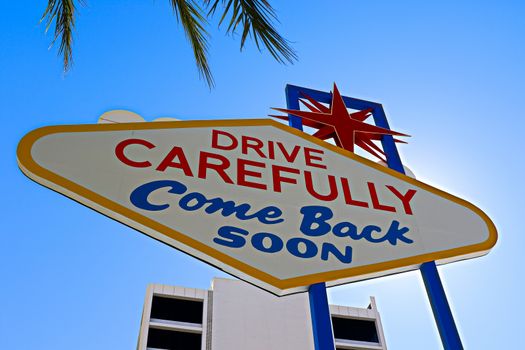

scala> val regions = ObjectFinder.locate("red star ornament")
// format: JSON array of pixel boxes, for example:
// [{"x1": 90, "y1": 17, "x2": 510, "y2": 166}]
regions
[{"x1": 271, "y1": 83, "x2": 409, "y2": 161}]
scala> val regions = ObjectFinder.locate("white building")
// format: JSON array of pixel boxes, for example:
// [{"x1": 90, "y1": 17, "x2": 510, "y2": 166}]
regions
[{"x1": 137, "y1": 278, "x2": 387, "y2": 350}]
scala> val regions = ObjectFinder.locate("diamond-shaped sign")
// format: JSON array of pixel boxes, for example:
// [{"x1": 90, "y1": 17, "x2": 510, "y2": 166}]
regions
[{"x1": 17, "y1": 119, "x2": 497, "y2": 296}]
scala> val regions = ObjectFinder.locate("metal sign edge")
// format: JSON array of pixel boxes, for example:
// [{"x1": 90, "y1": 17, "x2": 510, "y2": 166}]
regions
[{"x1": 16, "y1": 119, "x2": 498, "y2": 295}]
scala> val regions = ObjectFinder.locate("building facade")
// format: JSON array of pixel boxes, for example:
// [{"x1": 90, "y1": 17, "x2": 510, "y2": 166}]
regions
[{"x1": 137, "y1": 278, "x2": 387, "y2": 350}]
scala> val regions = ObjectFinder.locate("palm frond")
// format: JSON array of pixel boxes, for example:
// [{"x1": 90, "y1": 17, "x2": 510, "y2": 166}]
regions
[
  {"x1": 169, "y1": 0, "x2": 214, "y2": 87},
  {"x1": 206, "y1": 0, "x2": 297, "y2": 64},
  {"x1": 40, "y1": 0, "x2": 293, "y2": 87},
  {"x1": 41, "y1": 0, "x2": 83, "y2": 71}
]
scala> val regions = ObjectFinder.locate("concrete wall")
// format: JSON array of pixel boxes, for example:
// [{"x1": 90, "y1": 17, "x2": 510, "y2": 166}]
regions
[{"x1": 211, "y1": 278, "x2": 315, "y2": 350}]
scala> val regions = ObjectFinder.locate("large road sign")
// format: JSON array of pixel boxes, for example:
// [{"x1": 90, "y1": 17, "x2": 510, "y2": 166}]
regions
[{"x1": 17, "y1": 119, "x2": 497, "y2": 295}]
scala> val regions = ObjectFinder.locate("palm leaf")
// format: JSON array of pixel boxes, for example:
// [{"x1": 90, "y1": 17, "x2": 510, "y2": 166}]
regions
[
  {"x1": 41, "y1": 0, "x2": 83, "y2": 71},
  {"x1": 206, "y1": 0, "x2": 297, "y2": 64},
  {"x1": 169, "y1": 0, "x2": 214, "y2": 87},
  {"x1": 41, "y1": 0, "x2": 294, "y2": 87}
]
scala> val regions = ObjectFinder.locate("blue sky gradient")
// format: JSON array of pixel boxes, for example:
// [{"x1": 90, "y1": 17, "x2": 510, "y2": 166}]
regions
[{"x1": 2, "y1": 1, "x2": 524, "y2": 349}]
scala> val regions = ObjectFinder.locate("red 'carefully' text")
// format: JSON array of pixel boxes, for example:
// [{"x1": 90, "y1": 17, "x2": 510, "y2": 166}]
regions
[{"x1": 114, "y1": 129, "x2": 417, "y2": 215}]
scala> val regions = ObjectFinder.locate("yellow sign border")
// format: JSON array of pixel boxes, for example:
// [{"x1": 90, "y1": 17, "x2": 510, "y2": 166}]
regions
[{"x1": 17, "y1": 119, "x2": 498, "y2": 292}]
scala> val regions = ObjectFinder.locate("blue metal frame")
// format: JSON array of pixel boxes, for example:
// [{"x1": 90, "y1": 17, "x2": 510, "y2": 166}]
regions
[
  {"x1": 284, "y1": 84, "x2": 463, "y2": 350},
  {"x1": 286, "y1": 86, "x2": 335, "y2": 350},
  {"x1": 308, "y1": 283, "x2": 336, "y2": 350},
  {"x1": 420, "y1": 261, "x2": 463, "y2": 349}
]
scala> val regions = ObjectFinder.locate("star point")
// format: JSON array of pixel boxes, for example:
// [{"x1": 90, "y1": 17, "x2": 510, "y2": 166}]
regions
[{"x1": 271, "y1": 83, "x2": 409, "y2": 161}]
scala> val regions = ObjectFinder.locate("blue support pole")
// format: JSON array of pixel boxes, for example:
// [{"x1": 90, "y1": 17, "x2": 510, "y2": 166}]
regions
[
  {"x1": 285, "y1": 86, "x2": 334, "y2": 350},
  {"x1": 369, "y1": 100, "x2": 464, "y2": 350},
  {"x1": 283, "y1": 84, "x2": 463, "y2": 350},
  {"x1": 420, "y1": 262, "x2": 464, "y2": 350},
  {"x1": 285, "y1": 84, "x2": 304, "y2": 131},
  {"x1": 309, "y1": 283, "x2": 336, "y2": 350}
]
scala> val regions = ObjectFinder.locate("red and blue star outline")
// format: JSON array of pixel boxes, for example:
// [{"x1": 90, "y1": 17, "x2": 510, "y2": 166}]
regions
[{"x1": 271, "y1": 83, "x2": 409, "y2": 161}]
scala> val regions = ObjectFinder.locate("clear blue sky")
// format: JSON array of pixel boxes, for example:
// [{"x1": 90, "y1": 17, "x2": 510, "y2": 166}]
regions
[{"x1": 2, "y1": 1, "x2": 524, "y2": 349}]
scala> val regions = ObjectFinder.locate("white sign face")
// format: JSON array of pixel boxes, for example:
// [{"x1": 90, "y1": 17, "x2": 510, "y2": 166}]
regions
[{"x1": 17, "y1": 119, "x2": 497, "y2": 295}]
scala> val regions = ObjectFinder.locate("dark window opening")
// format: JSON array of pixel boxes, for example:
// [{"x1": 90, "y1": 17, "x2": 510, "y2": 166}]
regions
[
  {"x1": 147, "y1": 328, "x2": 201, "y2": 350},
  {"x1": 332, "y1": 317, "x2": 379, "y2": 343},
  {"x1": 150, "y1": 296, "x2": 203, "y2": 324}
]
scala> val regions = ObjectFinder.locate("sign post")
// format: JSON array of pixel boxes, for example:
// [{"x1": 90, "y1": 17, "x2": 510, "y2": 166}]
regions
[
  {"x1": 284, "y1": 84, "x2": 464, "y2": 350},
  {"x1": 364, "y1": 86, "x2": 464, "y2": 350},
  {"x1": 308, "y1": 283, "x2": 336, "y2": 350},
  {"x1": 371, "y1": 90, "x2": 464, "y2": 349},
  {"x1": 285, "y1": 85, "x2": 336, "y2": 349},
  {"x1": 18, "y1": 84, "x2": 495, "y2": 349},
  {"x1": 420, "y1": 261, "x2": 463, "y2": 349}
]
